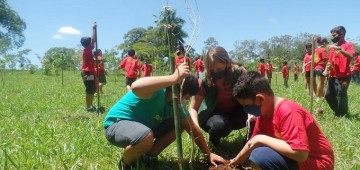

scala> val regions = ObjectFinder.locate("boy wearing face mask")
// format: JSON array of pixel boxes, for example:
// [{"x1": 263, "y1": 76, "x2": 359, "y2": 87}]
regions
[
  {"x1": 230, "y1": 71, "x2": 334, "y2": 170},
  {"x1": 323, "y1": 26, "x2": 355, "y2": 117},
  {"x1": 189, "y1": 46, "x2": 250, "y2": 147}
]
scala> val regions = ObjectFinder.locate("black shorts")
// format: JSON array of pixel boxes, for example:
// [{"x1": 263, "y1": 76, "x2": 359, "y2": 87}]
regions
[
  {"x1": 305, "y1": 71, "x2": 316, "y2": 78},
  {"x1": 126, "y1": 77, "x2": 137, "y2": 86},
  {"x1": 315, "y1": 69, "x2": 325, "y2": 77},
  {"x1": 98, "y1": 74, "x2": 107, "y2": 83},
  {"x1": 81, "y1": 71, "x2": 96, "y2": 94}
]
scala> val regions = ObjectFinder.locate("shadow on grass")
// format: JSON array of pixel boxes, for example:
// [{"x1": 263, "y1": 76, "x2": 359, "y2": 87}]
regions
[{"x1": 345, "y1": 112, "x2": 360, "y2": 121}]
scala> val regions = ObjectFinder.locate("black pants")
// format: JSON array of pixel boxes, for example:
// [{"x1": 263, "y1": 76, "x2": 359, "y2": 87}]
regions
[
  {"x1": 201, "y1": 106, "x2": 247, "y2": 146},
  {"x1": 325, "y1": 77, "x2": 351, "y2": 117}
]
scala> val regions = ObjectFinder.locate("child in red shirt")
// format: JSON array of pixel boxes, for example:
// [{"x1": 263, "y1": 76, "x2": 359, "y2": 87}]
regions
[
  {"x1": 193, "y1": 56, "x2": 204, "y2": 78},
  {"x1": 303, "y1": 43, "x2": 317, "y2": 96},
  {"x1": 265, "y1": 60, "x2": 273, "y2": 86},
  {"x1": 95, "y1": 49, "x2": 107, "y2": 95},
  {"x1": 80, "y1": 22, "x2": 97, "y2": 112},
  {"x1": 324, "y1": 26, "x2": 355, "y2": 117},
  {"x1": 282, "y1": 61, "x2": 289, "y2": 88},
  {"x1": 118, "y1": 49, "x2": 141, "y2": 91},
  {"x1": 174, "y1": 45, "x2": 191, "y2": 70},
  {"x1": 141, "y1": 60, "x2": 153, "y2": 77},
  {"x1": 352, "y1": 52, "x2": 360, "y2": 84},
  {"x1": 230, "y1": 71, "x2": 334, "y2": 170},
  {"x1": 314, "y1": 37, "x2": 329, "y2": 98},
  {"x1": 258, "y1": 58, "x2": 265, "y2": 76},
  {"x1": 294, "y1": 62, "x2": 299, "y2": 81}
]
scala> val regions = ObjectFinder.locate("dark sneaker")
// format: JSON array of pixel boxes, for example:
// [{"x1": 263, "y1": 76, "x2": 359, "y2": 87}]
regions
[
  {"x1": 86, "y1": 105, "x2": 96, "y2": 112},
  {"x1": 140, "y1": 154, "x2": 158, "y2": 167}
]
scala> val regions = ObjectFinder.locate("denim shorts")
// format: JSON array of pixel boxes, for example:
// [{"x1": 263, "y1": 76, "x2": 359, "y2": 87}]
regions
[{"x1": 249, "y1": 147, "x2": 299, "y2": 170}]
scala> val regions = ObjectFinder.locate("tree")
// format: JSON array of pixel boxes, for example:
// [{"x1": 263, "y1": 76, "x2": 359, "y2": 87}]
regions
[
  {"x1": 203, "y1": 37, "x2": 218, "y2": 52},
  {"x1": 0, "y1": 0, "x2": 26, "y2": 54},
  {"x1": 117, "y1": 27, "x2": 147, "y2": 55},
  {"x1": 42, "y1": 47, "x2": 77, "y2": 75},
  {"x1": 233, "y1": 39, "x2": 260, "y2": 63},
  {"x1": 17, "y1": 49, "x2": 31, "y2": 69}
]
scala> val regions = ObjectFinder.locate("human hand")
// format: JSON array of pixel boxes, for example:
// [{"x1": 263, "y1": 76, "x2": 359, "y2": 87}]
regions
[
  {"x1": 328, "y1": 45, "x2": 341, "y2": 51},
  {"x1": 173, "y1": 63, "x2": 190, "y2": 83},
  {"x1": 208, "y1": 152, "x2": 228, "y2": 166},
  {"x1": 229, "y1": 157, "x2": 241, "y2": 166},
  {"x1": 247, "y1": 114, "x2": 256, "y2": 124}
]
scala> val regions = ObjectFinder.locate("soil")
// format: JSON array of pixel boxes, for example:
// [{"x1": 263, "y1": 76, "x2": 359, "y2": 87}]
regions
[{"x1": 208, "y1": 164, "x2": 252, "y2": 170}]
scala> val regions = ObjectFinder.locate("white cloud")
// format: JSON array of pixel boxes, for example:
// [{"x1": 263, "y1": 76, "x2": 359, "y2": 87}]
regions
[
  {"x1": 53, "y1": 34, "x2": 66, "y2": 40},
  {"x1": 268, "y1": 17, "x2": 278, "y2": 24},
  {"x1": 58, "y1": 26, "x2": 81, "y2": 35}
]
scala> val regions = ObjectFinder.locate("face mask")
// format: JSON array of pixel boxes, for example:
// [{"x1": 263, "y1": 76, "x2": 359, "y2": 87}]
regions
[
  {"x1": 243, "y1": 104, "x2": 262, "y2": 116},
  {"x1": 331, "y1": 36, "x2": 340, "y2": 43},
  {"x1": 211, "y1": 68, "x2": 228, "y2": 80}
]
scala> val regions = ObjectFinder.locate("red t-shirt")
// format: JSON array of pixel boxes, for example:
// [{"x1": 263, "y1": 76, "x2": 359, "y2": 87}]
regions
[
  {"x1": 175, "y1": 55, "x2": 191, "y2": 70},
  {"x1": 141, "y1": 64, "x2": 153, "y2": 77},
  {"x1": 303, "y1": 53, "x2": 312, "y2": 72},
  {"x1": 193, "y1": 59, "x2": 204, "y2": 73},
  {"x1": 265, "y1": 63, "x2": 273, "y2": 75},
  {"x1": 258, "y1": 63, "x2": 265, "y2": 76},
  {"x1": 118, "y1": 56, "x2": 141, "y2": 78},
  {"x1": 81, "y1": 44, "x2": 95, "y2": 73},
  {"x1": 353, "y1": 56, "x2": 360, "y2": 71},
  {"x1": 328, "y1": 42, "x2": 355, "y2": 78},
  {"x1": 294, "y1": 65, "x2": 299, "y2": 75},
  {"x1": 314, "y1": 47, "x2": 328, "y2": 70},
  {"x1": 282, "y1": 65, "x2": 289, "y2": 78},
  {"x1": 252, "y1": 99, "x2": 334, "y2": 170},
  {"x1": 198, "y1": 79, "x2": 238, "y2": 113},
  {"x1": 96, "y1": 55, "x2": 105, "y2": 74}
]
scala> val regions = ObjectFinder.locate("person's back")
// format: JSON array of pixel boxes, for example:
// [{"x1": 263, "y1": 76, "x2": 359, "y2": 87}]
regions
[{"x1": 118, "y1": 49, "x2": 141, "y2": 91}]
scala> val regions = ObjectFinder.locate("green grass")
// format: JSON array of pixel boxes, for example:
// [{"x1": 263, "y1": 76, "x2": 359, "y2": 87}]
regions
[{"x1": 0, "y1": 70, "x2": 359, "y2": 169}]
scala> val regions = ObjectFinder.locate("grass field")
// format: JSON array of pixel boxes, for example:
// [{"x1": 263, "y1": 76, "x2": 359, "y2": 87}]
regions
[{"x1": 0, "y1": 70, "x2": 359, "y2": 170}]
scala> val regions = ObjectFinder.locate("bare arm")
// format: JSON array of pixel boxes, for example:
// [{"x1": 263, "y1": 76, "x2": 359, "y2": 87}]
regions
[
  {"x1": 189, "y1": 94, "x2": 205, "y2": 128},
  {"x1": 230, "y1": 134, "x2": 309, "y2": 165},
  {"x1": 181, "y1": 118, "x2": 227, "y2": 166},
  {"x1": 132, "y1": 63, "x2": 189, "y2": 99}
]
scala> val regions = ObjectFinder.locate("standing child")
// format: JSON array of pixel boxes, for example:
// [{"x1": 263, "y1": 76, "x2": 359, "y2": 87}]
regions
[
  {"x1": 282, "y1": 61, "x2": 289, "y2": 88},
  {"x1": 323, "y1": 26, "x2": 355, "y2": 117},
  {"x1": 104, "y1": 63, "x2": 226, "y2": 169},
  {"x1": 265, "y1": 60, "x2": 273, "y2": 86},
  {"x1": 294, "y1": 62, "x2": 299, "y2": 82},
  {"x1": 352, "y1": 52, "x2": 360, "y2": 84},
  {"x1": 80, "y1": 22, "x2": 97, "y2": 112},
  {"x1": 314, "y1": 37, "x2": 329, "y2": 98},
  {"x1": 230, "y1": 71, "x2": 334, "y2": 170},
  {"x1": 141, "y1": 59, "x2": 153, "y2": 77},
  {"x1": 258, "y1": 58, "x2": 265, "y2": 76},
  {"x1": 95, "y1": 49, "x2": 107, "y2": 95},
  {"x1": 193, "y1": 56, "x2": 204, "y2": 78},
  {"x1": 118, "y1": 49, "x2": 141, "y2": 91},
  {"x1": 303, "y1": 43, "x2": 317, "y2": 96},
  {"x1": 174, "y1": 45, "x2": 191, "y2": 70}
]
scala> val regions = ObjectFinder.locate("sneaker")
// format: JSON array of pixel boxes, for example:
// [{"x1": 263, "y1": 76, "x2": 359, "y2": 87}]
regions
[
  {"x1": 86, "y1": 105, "x2": 96, "y2": 112},
  {"x1": 140, "y1": 154, "x2": 158, "y2": 167}
]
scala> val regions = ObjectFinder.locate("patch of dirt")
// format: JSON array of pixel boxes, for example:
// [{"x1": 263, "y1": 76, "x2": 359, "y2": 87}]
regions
[{"x1": 208, "y1": 164, "x2": 252, "y2": 170}]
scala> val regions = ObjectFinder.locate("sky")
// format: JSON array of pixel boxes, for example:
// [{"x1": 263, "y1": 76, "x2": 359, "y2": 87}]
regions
[{"x1": 7, "y1": 0, "x2": 360, "y2": 66}]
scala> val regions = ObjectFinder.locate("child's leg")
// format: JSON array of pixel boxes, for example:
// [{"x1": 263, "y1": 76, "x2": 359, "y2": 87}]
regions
[{"x1": 249, "y1": 147, "x2": 299, "y2": 170}]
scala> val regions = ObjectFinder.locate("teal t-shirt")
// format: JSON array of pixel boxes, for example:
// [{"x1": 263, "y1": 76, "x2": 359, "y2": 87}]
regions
[{"x1": 103, "y1": 88, "x2": 189, "y2": 128}]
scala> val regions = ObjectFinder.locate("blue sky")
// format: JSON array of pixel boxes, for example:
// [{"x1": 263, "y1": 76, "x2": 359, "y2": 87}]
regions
[{"x1": 8, "y1": 0, "x2": 360, "y2": 66}]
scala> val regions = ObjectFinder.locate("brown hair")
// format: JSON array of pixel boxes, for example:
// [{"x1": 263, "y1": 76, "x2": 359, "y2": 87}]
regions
[{"x1": 203, "y1": 46, "x2": 239, "y2": 87}]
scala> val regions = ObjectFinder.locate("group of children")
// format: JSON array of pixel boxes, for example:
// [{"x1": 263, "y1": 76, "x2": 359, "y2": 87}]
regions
[{"x1": 79, "y1": 23, "x2": 348, "y2": 169}]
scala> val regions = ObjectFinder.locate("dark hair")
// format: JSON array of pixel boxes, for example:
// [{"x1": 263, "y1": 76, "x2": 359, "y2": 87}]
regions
[
  {"x1": 181, "y1": 74, "x2": 199, "y2": 96},
  {"x1": 94, "y1": 49, "x2": 102, "y2": 56},
  {"x1": 283, "y1": 61, "x2": 288, "y2": 65},
  {"x1": 305, "y1": 43, "x2": 312, "y2": 49},
  {"x1": 260, "y1": 58, "x2": 265, "y2": 62},
  {"x1": 176, "y1": 45, "x2": 185, "y2": 53},
  {"x1": 80, "y1": 37, "x2": 91, "y2": 48},
  {"x1": 233, "y1": 71, "x2": 273, "y2": 100},
  {"x1": 316, "y1": 37, "x2": 328, "y2": 45},
  {"x1": 331, "y1": 26, "x2": 346, "y2": 35},
  {"x1": 128, "y1": 49, "x2": 135, "y2": 56}
]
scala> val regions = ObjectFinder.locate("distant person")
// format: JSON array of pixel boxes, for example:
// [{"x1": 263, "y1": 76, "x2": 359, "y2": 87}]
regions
[
  {"x1": 265, "y1": 60, "x2": 273, "y2": 86},
  {"x1": 352, "y1": 52, "x2": 360, "y2": 84},
  {"x1": 282, "y1": 61, "x2": 289, "y2": 88},
  {"x1": 103, "y1": 63, "x2": 226, "y2": 169},
  {"x1": 303, "y1": 43, "x2": 317, "y2": 96},
  {"x1": 294, "y1": 62, "x2": 300, "y2": 82},
  {"x1": 314, "y1": 37, "x2": 329, "y2": 98},
  {"x1": 141, "y1": 59, "x2": 153, "y2": 77},
  {"x1": 258, "y1": 58, "x2": 265, "y2": 76},
  {"x1": 230, "y1": 71, "x2": 334, "y2": 170},
  {"x1": 189, "y1": 46, "x2": 250, "y2": 147},
  {"x1": 193, "y1": 56, "x2": 204, "y2": 78},
  {"x1": 174, "y1": 45, "x2": 191, "y2": 70},
  {"x1": 95, "y1": 49, "x2": 108, "y2": 95},
  {"x1": 80, "y1": 22, "x2": 97, "y2": 112},
  {"x1": 118, "y1": 49, "x2": 141, "y2": 91},
  {"x1": 323, "y1": 26, "x2": 355, "y2": 117}
]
